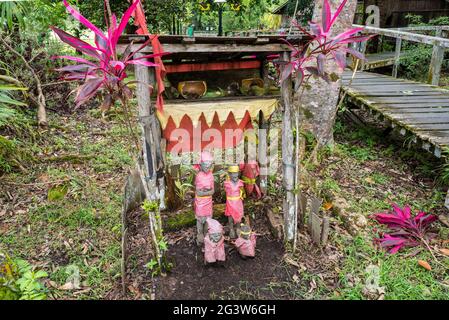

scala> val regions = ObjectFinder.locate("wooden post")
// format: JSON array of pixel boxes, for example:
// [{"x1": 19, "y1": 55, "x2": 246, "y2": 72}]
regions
[
  {"x1": 258, "y1": 60, "x2": 270, "y2": 195},
  {"x1": 428, "y1": 27, "x2": 444, "y2": 86},
  {"x1": 392, "y1": 37, "x2": 402, "y2": 78},
  {"x1": 359, "y1": 41, "x2": 367, "y2": 71},
  {"x1": 134, "y1": 53, "x2": 165, "y2": 205},
  {"x1": 258, "y1": 111, "x2": 268, "y2": 196},
  {"x1": 281, "y1": 51, "x2": 296, "y2": 242}
]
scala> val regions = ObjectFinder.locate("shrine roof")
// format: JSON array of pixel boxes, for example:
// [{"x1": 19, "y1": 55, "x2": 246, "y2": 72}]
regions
[{"x1": 118, "y1": 34, "x2": 309, "y2": 59}]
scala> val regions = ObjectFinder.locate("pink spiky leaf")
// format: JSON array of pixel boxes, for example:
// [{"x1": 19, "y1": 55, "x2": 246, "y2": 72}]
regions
[
  {"x1": 316, "y1": 53, "x2": 326, "y2": 75},
  {"x1": 280, "y1": 62, "x2": 294, "y2": 82},
  {"x1": 329, "y1": 0, "x2": 348, "y2": 28},
  {"x1": 63, "y1": 0, "x2": 107, "y2": 41},
  {"x1": 74, "y1": 78, "x2": 103, "y2": 107},
  {"x1": 333, "y1": 51, "x2": 346, "y2": 70},
  {"x1": 322, "y1": 0, "x2": 332, "y2": 33},
  {"x1": 126, "y1": 60, "x2": 158, "y2": 67},
  {"x1": 309, "y1": 22, "x2": 324, "y2": 38},
  {"x1": 50, "y1": 27, "x2": 101, "y2": 59},
  {"x1": 111, "y1": 0, "x2": 141, "y2": 50}
]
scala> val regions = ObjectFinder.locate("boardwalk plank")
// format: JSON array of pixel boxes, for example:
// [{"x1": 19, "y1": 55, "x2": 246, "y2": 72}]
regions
[
  {"x1": 375, "y1": 103, "x2": 449, "y2": 107},
  {"x1": 342, "y1": 70, "x2": 449, "y2": 149}
]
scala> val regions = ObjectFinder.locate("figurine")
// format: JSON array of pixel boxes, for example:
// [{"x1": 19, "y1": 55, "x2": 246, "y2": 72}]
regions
[
  {"x1": 224, "y1": 165, "x2": 245, "y2": 238},
  {"x1": 194, "y1": 151, "x2": 215, "y2": 245},
  {"x1": 234, "y1": 224, "x2": 256, "y2": 259},
  {"x1": 239, "y1": 160, "x2": 262, "y2": 199},
  {"x1": 204, "y1": 218, "x2": 225, "y2": 264}
]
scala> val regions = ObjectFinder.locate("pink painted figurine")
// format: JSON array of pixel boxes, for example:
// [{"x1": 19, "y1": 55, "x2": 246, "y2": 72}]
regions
[
  {"x1": 204, "y1": 218, "x2": 225, "y2": 264},
  {"x1": 234, "y1": 224, "x2": 256, "y2": 259},
  {"x1": 194, "y1": 151, "x2": 215, "y2": 245},
  {"x1": 224, "y1": 165, "x2": 245, "y2": 238}
]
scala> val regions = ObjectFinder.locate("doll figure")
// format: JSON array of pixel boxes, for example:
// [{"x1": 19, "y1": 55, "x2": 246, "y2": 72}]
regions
[
  {"x1": 224, "y1": 165, "x2": 245, "y2": 238},
  {"x1": 194, "y1": 151, "x2": 215, "y2": 245},
  {"x1": 234, "y1": 224, "x2": 256, "y2": 259},
  {"x1": 204, "y1": 218, "x2": 226, "y2": 264},
  {"x1": 239, "y1": 160, "x2": 262, "y2": 199}
]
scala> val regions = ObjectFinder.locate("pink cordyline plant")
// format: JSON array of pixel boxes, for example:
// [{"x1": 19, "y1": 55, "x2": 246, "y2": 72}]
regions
[
  {"x1": 51, "y1": 0, "x2": 167, "y2": 112},
  {"x1": 371, "y1": 203, "x2": 438, "y2": 254},
  {"x1": 280, "y1": 0, "x2": 373, "y2": 89}
]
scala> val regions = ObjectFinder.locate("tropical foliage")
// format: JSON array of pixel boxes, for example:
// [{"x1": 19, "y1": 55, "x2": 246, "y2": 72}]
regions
[
  {"x1": 372, "y1": 204, "x2": 438, "y2": 254},
  {"x1": 51, "y1": 0, "x2": 164, "y2": 110},
  {"x1": 0, "y1": 254, "x2": 48, "y2": 300},
  {"x1": 280, "y1": 0, "x2": 372, "y2": 89}
]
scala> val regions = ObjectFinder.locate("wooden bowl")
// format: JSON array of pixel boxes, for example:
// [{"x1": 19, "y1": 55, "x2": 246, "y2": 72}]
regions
[
  {"x1": 241, "y1": 78, "x2": 265, "y2": 95},
  {"x1": 178, "y1": 81, "x2": 207, "y2": 99}
]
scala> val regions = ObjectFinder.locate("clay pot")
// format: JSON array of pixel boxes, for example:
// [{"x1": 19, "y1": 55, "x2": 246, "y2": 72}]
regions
[
  {"x1": 178, "y1": 81, "x2": 207, "y2": 99},
  {"x1": 241, "y1": 78, "x2": 264, "y2": 90},
  {"x1": 241, "y1": 78, "x2": 265, "y2": 96}
]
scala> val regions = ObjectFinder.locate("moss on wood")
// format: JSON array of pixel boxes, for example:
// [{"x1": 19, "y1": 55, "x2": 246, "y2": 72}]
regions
[{"x1": 163, "y1": 203, "x2": 226, "y2": 231}]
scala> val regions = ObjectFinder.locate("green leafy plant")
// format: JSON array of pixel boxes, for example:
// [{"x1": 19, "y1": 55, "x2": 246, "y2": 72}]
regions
[
  {"x1": 0, "y1": 75, "x2": 28, "y2": 127},
  {"x1": 141, "y1": 200, "x2": 172, "y2": 274},
  {"x1": 0, "y1": 1, "x2": 27, "y2": 31},
  {"x1": 174, "y1": 180, "x2": 193, "y2": 201},
  {"x1": 0, "y1": 254, "x2": 48, "y2": 300}
]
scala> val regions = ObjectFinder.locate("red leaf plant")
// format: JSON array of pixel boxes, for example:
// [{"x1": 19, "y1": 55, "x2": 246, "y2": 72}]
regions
[
  {"x1": 51, "y1": 0, "x2": 168, "y2": 111},
  {"x1": 280, "y1": 0, "x2": 374, "y2": 89},
  {"x1": 371, "y1": 204, "x2": 438, "y2": 254}
]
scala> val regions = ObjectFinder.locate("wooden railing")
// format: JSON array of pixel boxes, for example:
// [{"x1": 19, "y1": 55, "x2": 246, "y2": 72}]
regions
[{"x1": 353, "y1": 24, "x2": 449, "y2": 85}]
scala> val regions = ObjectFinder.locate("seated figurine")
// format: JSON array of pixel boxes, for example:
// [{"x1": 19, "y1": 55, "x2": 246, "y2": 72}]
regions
[
  {"x1": 234, "y1": 224, "x2": 256, "y2": 259},
  {"x1": 204, "y1": 218, "x2": 226, "y2": 264}
]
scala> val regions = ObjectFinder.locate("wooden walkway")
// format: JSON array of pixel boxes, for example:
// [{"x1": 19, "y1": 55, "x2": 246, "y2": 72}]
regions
[
  {"x1": 341, "y1": 70, "x2": 449, "y2": 157},
  {"x1": 348, "y1": 52, "x2": 398, "y2": 70}
]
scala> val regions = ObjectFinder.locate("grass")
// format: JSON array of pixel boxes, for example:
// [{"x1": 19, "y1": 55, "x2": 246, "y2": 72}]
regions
[
  {"x1": 1, "y1": 110, "x2": 131, "y2": 299},
  {"x1": 335, "y1": 236, "x2": 449, "y2": 300},
  {"x1": 2, "y1": 108, "x2": 448, "y2": 300}
]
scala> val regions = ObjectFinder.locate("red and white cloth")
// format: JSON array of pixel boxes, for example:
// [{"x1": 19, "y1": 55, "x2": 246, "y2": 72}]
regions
[
  {"x1": 194, "y1": 171, "x2": 214, "y2": 218},
  {"x1": 204, "y1": 218, "x2": 225, "y2": 263},
  {"x1": 224, "y1": 179, "x2": 244, "y2": 223},
  {"x1": 239, "y1": 160, "x2": 262, "y2": 199},
  {"x1": 235, "y1": 234, "x2": 256, "y2": 258}
]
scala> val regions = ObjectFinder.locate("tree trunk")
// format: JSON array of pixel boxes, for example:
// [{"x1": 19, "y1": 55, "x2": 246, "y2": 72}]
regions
[
  {"x1": 300, "y1": 0, "x2": 357, "y2": 146},
  {"x1": 281, "y1": 51, "x2": 296, "y2": 243}
]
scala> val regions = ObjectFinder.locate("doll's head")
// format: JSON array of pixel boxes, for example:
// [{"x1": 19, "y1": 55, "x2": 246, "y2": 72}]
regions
[
  {"x1": 200, "y1": 151, "x2": 213, "y2": 172},
  {"x1": 239, "y1": 224, "x2": 251, "y2": 240},
  {"x1": 206, "y1": 218, "x2": 223, "y2": 243},
  {"x1": 209, "y1": 232, "x2": 222, "y2": 243},
  {"x1": 228, "y1": 165, "x2": 240, "y2": 183}
]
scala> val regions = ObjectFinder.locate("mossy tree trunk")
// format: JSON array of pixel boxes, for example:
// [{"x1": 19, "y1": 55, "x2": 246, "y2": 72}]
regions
[{"x1": 299, "y1": 0, "x2": 357, "y2": 147}]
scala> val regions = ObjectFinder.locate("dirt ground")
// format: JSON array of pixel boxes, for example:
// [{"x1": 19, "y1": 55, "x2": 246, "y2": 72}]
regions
[{"x1": 112, "y1": 203, "x2": 304, "y2": 300}]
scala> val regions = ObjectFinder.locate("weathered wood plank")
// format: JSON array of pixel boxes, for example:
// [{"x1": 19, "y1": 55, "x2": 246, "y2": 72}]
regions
[
  {"x1": 388, "y1": 115, "x2": 449, "y2": 124},
  {"x1": 393, "y1": 38, "x2": 402, "y2": 78},
  {"x1": 385, "y1": 107, "x2": 449, "y2": 113},
  {"x1": 428, "y1": 28, "x2": 445, "y2": 86},
  {"x1": 117, "y1": 43, "x2": 290, "y2": 54},
  {"x1": 373, "y1": 103, "x2": 449, "y2": 108},
  {"x1": 375, "y1": 97, "x2": 449, "y2": 103},
  {"x1": 341, "y1": 70, "x2": 449, "y2": 151},
  {"x1": 354, "y1": 24, "x2": 449, "y2": 48},
  {"x1": 364, "y1": 92, "x2": 447, "y2": 97},
  {"x1": 406, "y1": 123, "x2": 449, "y2": 131}
]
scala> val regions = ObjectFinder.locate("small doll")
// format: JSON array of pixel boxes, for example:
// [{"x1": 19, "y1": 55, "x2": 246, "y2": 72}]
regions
[
  {"x1": 194, "y1": 151, "x2": 215, "y2": 245},
  {"x1": 204, "y1": 218, "x2": 226, "y2": 264},
  {"x1": 239, "y1": 160, "x2": 262, "y2": 199},
  {"x1": 234, "y1": 224, "x2": 256, "y2": 259},
  {"x1": 224, "y1": 165, "x2": 245, "y2": 238}
]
